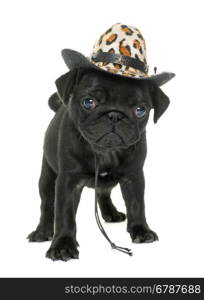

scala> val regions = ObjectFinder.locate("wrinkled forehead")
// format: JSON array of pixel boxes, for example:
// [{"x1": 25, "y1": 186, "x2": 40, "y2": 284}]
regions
[{"x1": 77, "y1": 69, "x2": 152, "y2": 105}]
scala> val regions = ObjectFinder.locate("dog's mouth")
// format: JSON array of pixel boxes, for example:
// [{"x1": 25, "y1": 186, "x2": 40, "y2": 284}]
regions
[
  {"x1": 95, "y1": 131, "x2": 124, "y2": 148},
  {"x1": 82, "y1": 129, "x2": 140, "y2": 151}
]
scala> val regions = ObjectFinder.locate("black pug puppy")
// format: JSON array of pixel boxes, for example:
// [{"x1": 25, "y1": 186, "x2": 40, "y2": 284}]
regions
[{"x1": 28, "y1": 67, "x2": 170, "y2": 261}]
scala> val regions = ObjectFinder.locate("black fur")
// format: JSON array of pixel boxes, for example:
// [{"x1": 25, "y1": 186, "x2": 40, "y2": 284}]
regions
[
  {"x1": 28, "y1": 68, "x2": 170, "y2": 261},
  {"x1": 48, "y1": 92, "x2": 62, "y2": 112}
]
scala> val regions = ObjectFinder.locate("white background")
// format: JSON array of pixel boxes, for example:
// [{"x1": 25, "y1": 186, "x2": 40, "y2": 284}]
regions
[{"x1": 0, "y1": 0, "x2": 203, "y2": 277}]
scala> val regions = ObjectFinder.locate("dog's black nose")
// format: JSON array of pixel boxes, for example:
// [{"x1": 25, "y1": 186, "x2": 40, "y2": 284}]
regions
[{"x1": 107, "y1": 111, "x2": 124, "y2": 122}]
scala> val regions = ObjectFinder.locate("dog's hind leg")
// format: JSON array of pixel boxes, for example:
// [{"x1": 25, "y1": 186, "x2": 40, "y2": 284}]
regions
[
  {"x1": 27, "y1": 156, "x2": 56, "y2": 242},
  {"x1": 97, "y1": 187, "x2": 126, "y2": 222}
]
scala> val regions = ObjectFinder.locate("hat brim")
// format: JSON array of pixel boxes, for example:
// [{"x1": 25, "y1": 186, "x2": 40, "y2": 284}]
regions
[{"x1": 61, "y1": 49, "x2": 175, "y2": 87}]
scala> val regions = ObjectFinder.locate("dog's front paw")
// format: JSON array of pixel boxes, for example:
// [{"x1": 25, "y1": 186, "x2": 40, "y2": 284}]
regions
[
  {"x1": 46, "y1": 236, "x2": 79, "y2": 261},
  {"x1": 102, "y1": 210, "x2": 126, "y2": 223},
  {"x1": 130, "y1": 224, "x2": 158, "y2": 243},
  {"x1": 27, "y1": 227, "x2": 53, "y2": 242}
]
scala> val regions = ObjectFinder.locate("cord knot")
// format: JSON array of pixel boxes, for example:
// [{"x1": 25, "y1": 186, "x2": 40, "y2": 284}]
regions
[{"x1": 111, "y1": 243, "x2": 117, "y2": 249}]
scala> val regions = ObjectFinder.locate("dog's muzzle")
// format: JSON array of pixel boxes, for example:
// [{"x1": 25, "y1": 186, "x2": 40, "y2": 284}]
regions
[{"x1": 80, "y1": 110, "x2": 139, "y2": 150}]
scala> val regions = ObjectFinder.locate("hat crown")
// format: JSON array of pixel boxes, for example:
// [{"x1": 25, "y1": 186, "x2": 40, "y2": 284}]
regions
[
  {"x1": 93, "y1": 23, "x2": 147, "y2": 63},
  {"x1": 91, "y1": 23, "x2": 148, "y2": 77}
]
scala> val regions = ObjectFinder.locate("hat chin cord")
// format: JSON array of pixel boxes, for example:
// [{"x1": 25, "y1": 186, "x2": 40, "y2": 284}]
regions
[{"x1": 94, "y1": 154, "x2": 133, "y2": 256}]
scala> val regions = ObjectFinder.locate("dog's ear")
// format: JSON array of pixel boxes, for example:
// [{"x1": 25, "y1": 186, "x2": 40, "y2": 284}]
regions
[
  {"x1": 55, "y1": 69, "x2": 80, "y2": 104},
  {"x1": 151, "y1": 85, "x2": 170, "y2": 123}
]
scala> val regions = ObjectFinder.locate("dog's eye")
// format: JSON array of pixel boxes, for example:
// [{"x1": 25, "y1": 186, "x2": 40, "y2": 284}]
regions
[
  {"x1": 82, "y1": 98, "x2": 97, "y2": 110},
  {"x1": 134, "y1": 105, "x2": 146, "y2": 118}
]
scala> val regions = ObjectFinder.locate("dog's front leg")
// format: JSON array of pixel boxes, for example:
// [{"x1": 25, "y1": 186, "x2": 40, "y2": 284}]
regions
[
  {"x1": 120, "y1": 170, "x2": 158, "y2": 244},
  {"x1": 46, "y1": 173, "x2": 83, "y2": 261}
]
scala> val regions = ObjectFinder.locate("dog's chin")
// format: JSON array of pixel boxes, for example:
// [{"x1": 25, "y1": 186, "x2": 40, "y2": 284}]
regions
[{"x1": 83, "y1": 132, "x2": 139, "y2": 152}]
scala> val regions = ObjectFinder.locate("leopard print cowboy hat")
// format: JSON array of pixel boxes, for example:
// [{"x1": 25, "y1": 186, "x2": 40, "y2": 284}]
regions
[{"x1": 61, "y1": 23, "x2": 175, "y2": 87}]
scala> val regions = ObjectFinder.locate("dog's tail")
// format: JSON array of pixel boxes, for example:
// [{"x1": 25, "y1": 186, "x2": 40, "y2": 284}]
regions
[{"x1": 48, "y1": 92, "x2": 63, "y2": 112}]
